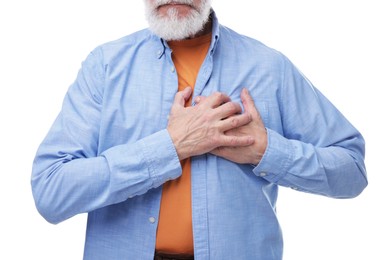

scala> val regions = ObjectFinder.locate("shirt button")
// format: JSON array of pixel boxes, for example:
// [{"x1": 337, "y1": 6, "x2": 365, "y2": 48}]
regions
[
  {"x1": 259, "y1": 172, "x2": 267, "y2": 177},
  {"x1": 291, "y1": 187, "x2": 299, "y2": 190},
  {"x1": 171, "y1": 66, "x2": 175, "y2": 73},
  {"x1": 157, "y1": 50, "x2": 162, "y2": 56},
  {"x1": 149, "y1": 217, "x2": 156, "y2": 223}
]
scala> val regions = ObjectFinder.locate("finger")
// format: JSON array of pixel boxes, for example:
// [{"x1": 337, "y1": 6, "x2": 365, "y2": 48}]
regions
[
  {"x1": 219, "y1": 112, "x2": 252, "y2": 132},
  {"x1": 210, "y1": 146, "x2": 227, "y2": 158},
  {"x1": 213, "y1": 101, "x2": 243, "y2": 120},
  {"x1": 210, "y1": 146, "x2": 232, "y2": 159},
  {"x1": 220, "y1": 134, "x2": 255, "y2": 147},
  {"x1": 173, "y1": 86, "x2": 193, "y2": 108},
  {"x1": 194, "y1": 96, "x2": 206, "y2": 105},
  {"x1": 201, "y1": 92, "x2": 231, "y2": 109},
  {"x1": 241, "y1": 88, "x2": 262, "y2": 121}
]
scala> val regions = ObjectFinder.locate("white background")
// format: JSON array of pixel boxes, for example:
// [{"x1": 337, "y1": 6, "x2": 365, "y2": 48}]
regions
[{"x1": 1, "y1": 0, "x2": 389, "y2": 259}]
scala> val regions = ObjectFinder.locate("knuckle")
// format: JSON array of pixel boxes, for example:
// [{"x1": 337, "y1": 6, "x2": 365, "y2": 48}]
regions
[
  {"x1": 229, "y1": 136, "x2": 238, "y2": 145},
  {"x1": 213, "y1": 92, "x2": 227, "y2": 103},
  {"x1": 225, "y1": 102, "x2": 235, "y2": 111},
  {"x1": 225, "y1": 102, "x2": 240, "y2": 114},
  {"x1": 245, "y1": 112, "x2": 252, "y2": 123},
  {"x1": 213, "y1": 91, "x2": 223, "y2": 99},
  {"x1": 231, "y1": 117, "x2": 239, "y2": 127}
]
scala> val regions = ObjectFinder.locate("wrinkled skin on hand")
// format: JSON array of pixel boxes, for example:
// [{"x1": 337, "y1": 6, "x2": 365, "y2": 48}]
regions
[
  {"x1": 167, "y1": 87, "x2": 256, "y2": 161},
  {"x1": 208, "y1": 88, "x2": 267, "y2": 165}
]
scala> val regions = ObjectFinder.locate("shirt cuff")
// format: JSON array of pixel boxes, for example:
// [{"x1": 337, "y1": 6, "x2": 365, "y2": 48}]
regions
[
  {"x1": 140, "y1": 129, "x2": 182, "y2": 188},
  {"x1": 252, "y1": 128, "x2": 294, "y2": 183}
]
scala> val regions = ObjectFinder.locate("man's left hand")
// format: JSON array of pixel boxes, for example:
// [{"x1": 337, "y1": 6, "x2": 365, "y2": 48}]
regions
[{"x1": 196, "y1": 88, "x2": 267, "y2": 165}]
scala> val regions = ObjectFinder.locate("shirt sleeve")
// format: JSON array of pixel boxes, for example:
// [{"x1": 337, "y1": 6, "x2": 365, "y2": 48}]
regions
[
  {"x1": 31, "y1": 48, "x2": 182, "y2": 224},
  {"x1": 253, "y1": 55, "x2": 367, "y2": 198}
]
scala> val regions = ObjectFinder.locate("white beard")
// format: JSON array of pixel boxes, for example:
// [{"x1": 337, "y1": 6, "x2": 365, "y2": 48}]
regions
[{"x1": 144, "y1": 0, "x2": 212, "y2": 40}]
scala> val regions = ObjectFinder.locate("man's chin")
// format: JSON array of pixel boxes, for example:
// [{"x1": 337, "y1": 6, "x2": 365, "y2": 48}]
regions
[
  {"x1": 157, "y1": 4, "x2": 194, "y2": 18},
  {"x1": 147, "y1": 17, "x2": 201, "y2": 40}
]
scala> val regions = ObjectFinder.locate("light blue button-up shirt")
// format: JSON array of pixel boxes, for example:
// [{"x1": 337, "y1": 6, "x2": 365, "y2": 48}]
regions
[{"x1": 31, "y1": 12, "x2": 367, "y2": 260}]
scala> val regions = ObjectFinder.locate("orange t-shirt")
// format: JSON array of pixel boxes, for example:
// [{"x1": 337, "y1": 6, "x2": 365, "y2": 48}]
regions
[{"x1": 155, "y1": 33, "x2": 212, "y2": 254}]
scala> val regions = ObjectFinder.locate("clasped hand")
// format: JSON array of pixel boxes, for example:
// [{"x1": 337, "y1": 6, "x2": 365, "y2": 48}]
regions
[{"x1": 167, "y1": 87, "x2": 267, "y2": 165}]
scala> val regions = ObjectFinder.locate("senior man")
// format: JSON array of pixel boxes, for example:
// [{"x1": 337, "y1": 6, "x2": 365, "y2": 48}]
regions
[{"x1": 31, "y1": 0, "x2": 367, "y2": 259}]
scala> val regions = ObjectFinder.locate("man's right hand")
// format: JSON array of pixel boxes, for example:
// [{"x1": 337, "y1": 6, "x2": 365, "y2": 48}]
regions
[{"x1": 167, "y1": 87, "x2": 254, "y2": 160}]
